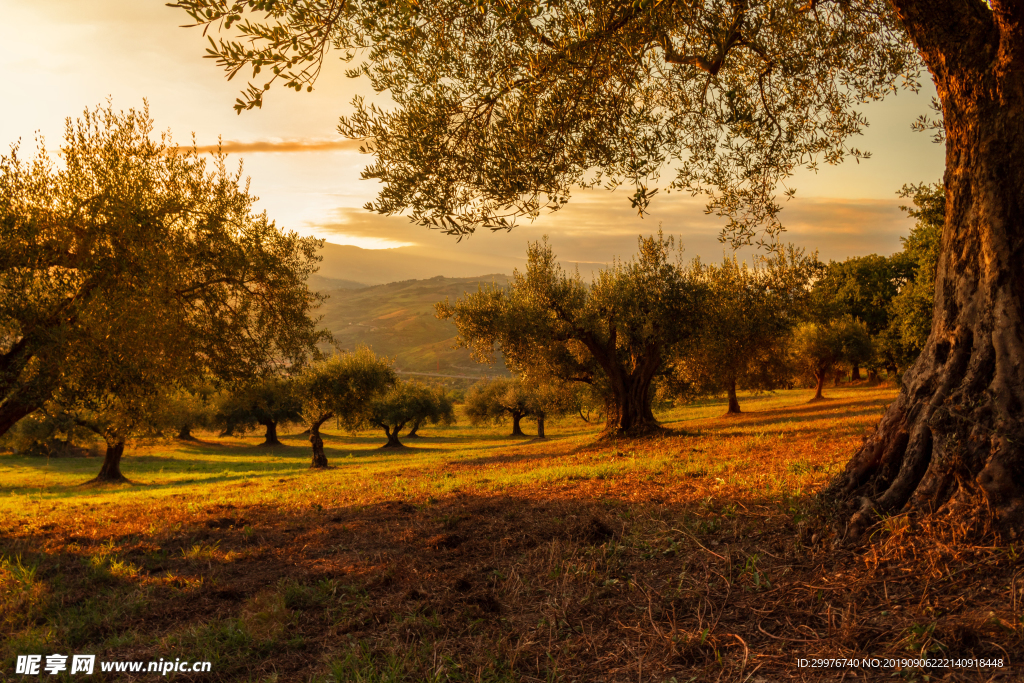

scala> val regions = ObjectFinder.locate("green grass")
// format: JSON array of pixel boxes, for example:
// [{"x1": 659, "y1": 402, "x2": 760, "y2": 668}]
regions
[
  {"x1": 0, "y1": 385, "x2": 891, "y2": 521},
  {"x1": 3, "y1": 383, "x2": 1017, "y2": 681}
]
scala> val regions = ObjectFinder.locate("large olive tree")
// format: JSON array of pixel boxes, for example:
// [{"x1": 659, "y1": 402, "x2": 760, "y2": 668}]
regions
[
  {"x1": 173, "y1": 0, "x2": 1024, "y2": 532},
  {"x1": 0, "y1": 103, "x2": 328, "y2": 449},
  {"x1": 439, "y1": 235, "x2": 701, "y2": 437}
]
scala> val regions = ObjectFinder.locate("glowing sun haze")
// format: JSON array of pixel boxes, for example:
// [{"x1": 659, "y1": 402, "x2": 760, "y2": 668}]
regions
[{"x1": 1, "y1": 0, "x2": 945, "y2": 273}]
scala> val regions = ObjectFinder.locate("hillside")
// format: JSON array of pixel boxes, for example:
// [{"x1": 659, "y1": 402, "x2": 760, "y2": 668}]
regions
[
  {"x1": 314, "y1": 241, "x2": 522, "y2": 285},
  {"x1": 315, "y1": 274, "x2": 512, "y2": 376}
]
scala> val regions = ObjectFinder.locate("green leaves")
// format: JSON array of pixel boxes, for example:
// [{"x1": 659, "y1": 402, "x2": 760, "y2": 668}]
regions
[
  {"x1": 0, "y1": 102, "x2": 328, "y2": 438},
  {"x1": 173, "y1": 0, "x2": 919, "y2": 243}
]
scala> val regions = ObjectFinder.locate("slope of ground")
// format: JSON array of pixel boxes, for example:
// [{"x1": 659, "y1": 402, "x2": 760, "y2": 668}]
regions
[
  {"x1": 0, "y1": 386, "x2": 1019, "y2": 681},
  {"x1": 317, "y1": 275, "x2": 512, "y2": 376},
  {"x1": 307, "y1": 274, "x2": 367, "y2": 291}
]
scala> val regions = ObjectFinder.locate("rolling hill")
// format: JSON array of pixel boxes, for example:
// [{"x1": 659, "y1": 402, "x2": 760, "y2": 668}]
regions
[{"x1": 313, "y1": 275, "x2": 513, "y2": 377}]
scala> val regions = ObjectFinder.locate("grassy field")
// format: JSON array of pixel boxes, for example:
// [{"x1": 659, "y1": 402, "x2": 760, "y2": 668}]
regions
[{"x1": 1, "y1": 385, "x2": 1020, "y2": 681}]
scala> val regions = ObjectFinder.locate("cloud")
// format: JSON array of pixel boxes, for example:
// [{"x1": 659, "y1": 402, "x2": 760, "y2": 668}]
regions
[
  {"x1": 305, "y1": 190, "x2": 916, "y2": 276},
  {"x1": 188, "y1": 138, "x2": 369, "y2": 154}
]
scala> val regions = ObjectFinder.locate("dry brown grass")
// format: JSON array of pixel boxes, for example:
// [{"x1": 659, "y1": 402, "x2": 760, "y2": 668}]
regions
[{"x1": 1, "y1": 385, "x2": 1021, "y2": 681}]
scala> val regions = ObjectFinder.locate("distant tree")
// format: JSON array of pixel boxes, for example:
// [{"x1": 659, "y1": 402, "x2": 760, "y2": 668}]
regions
[
  {"x1": 668, "y1": 249, "x2": 816, "y2": 414},
  {"x1": 297, "y1": 348, "x2": 396, "y2": 468},
  {"x1": 464, "y1": 378, "x2": 534, "y2": 437},
  {"x1": 364, "y1": 381, "x2": 456, "y2": 448},
  {"x1": 0, "y1": 102, "x2": 328, "y2": 440},
  {"x1": 812, "y1": 254, "x2": 914, "y2": 380},
  {"x1": 158, "y1": 384, "x2": 216, "y2": 441},
  {"x1": 214, "y1": 376, "x2": 302, "y2": 446},
  {"x1": 439, "y1": 235, "x2": 702, "y2": 437},
  {"x1": 403, "y1": 383, "x2": 456, "y2": 438},
  {"x1": 45, "y1": 387, "x2": 162, "y2": 483},
  {"x1": 522, "y1": 379, "x2": 579, "y2": 439},
  {"x1": 792, "y1": 318, "x2": 872, "y2": 401}
]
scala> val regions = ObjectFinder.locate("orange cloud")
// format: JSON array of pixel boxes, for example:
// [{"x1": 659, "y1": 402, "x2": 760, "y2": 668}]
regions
[{"x1": 188, "y1": 138, "x2": 369, "y2": 154}]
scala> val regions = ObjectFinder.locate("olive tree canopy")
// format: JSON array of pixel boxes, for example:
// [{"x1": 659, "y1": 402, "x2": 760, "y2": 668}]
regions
[{"x1": 0, "y1": 103, "x2": 329, "y2": 448}]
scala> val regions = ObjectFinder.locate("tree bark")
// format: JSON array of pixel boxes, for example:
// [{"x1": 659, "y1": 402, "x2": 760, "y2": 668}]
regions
[
  {"x1": 261, "y1": 420, "x2": 281, "y2": 446},
  {"x1": 725, "y1": 378, "x2": 741, "y2": 414},
  {"x1": 510, "y1": 411, "x2": 526, "y2": 436},
  {"x1": 309, "y1": 415, "x2": 330, "y2": 468},
  {"x1": 94, "y1": 441, "x2": 127, "y2": 482},
  {"x1": 811, "y1": 371, "x2": 826, "y2": 402},
  {"x1": 851, "y1": 364, "x2": 861, "y2": 382},
  {"x1": 176, "y1": 424, "x2": 195, "y2": 441},
  {"x1": 536, "y1": 413, "x2": 546, "y2": 438},
  {"x1": 381, "y1": 424, "x2": 405, "y2": 448},
  {"x1": 406, "y1": 420, "x2": 422, "y2": 438},
  {"x1": 831, "y1": 3, "x2": 1024, "y2": 536},
  {"x1": 602, "y1": 359, "x2": 661, "y2": 437},
  {"x1": 867, "y1": 369, "x2": 879, "y2": 385}
]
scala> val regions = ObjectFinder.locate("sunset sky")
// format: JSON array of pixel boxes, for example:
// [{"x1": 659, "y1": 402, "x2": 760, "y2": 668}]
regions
[{"x1": 1, "y1": 0, "x2": 946, "y2": 276}]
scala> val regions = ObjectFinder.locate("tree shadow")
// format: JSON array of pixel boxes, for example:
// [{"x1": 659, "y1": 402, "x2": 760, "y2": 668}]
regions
[{"x1": 1, "y1": 484, "x2": 1011, "y2": 682}]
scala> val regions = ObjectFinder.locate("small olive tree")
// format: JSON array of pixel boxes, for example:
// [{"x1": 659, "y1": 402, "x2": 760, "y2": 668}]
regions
[
  {"x1": 792, "y1": 317, "x2": 873, "y2": 401},
  {"x1": 214, "y1": 376, "x2": 302, "y2": 446},
  {"x1": 297, "y1": 348, "x2": 396, "y2": 468},
  {"x1": 464, "y1": 378, "x2": 534, "y2": 437},
  {"x1": 668, "y1": 249, "x2": 816, "y2": 414},
  {"x1": 364, "y1": 381, "x2": 456, "y2": 448}
]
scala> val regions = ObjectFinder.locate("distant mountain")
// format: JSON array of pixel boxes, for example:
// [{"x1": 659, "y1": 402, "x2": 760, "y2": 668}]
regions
[{"x1": 316, "y1": 275, "x2": 512, "y2": 376}]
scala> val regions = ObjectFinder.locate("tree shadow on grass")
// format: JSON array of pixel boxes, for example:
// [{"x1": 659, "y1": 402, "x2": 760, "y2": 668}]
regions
[
  {"x1": 663, "y1": 396, "x2": 891, "y2": 434},
  {"x1": 2, "y1": 485, "x2": 1015, "y2": 682}
]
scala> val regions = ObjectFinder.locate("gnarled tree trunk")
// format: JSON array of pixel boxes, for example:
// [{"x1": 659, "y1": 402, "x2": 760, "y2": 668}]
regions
[
  {"x1": 406, "y1": 420, "x2": 422, "y2": 438},
  {"x1": 536, "y1": 413, "x2": 546, "y2": 438},
  {"x1": 261, "y1": 420, "x2": 281, "y2": 446},
  {"x1": 309, "y1": 415, "x2": 331, "y2": 468},
  {"x1": 602, "y1": 364, "x2": 660, "y2": 437},
  {"x1": 94, "y1": 440, "x2": 127, "y2": 482},
  {"x1": 725, "y1": 378, "x2": 741, "y2": 414},
  {"x1": 510, "y1": 411, "x2": 526, "y2": 437},
  {"x1": 381, "y1": 424, "x2": 405, "y2": 448},
  {"x1": 831, "y1": 2, "x2": 1024, "y2": 537},
  {"x1": 177, "y1": 425, "x2": 195, "y2": 441},
  {"x1": 811, "y1": 370, "x2": 827, "y2": 402}
]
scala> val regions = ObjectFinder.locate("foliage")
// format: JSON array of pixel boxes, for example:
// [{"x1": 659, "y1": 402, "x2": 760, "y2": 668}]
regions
[
  {"x1": 438, "y1": 234, "x2": 702, "y2": 436},
  {"x1": 214, "y1": 375, "x2": 302, "y2": 443},
  {"x1": 298, "y1": 348, "x2": 397, "y2": 430},
  {"x1": 880, "y1": 182, "x2": 944, "y2": 373},
  {"x1": 363, "y1": 381, "x2": 456, "y2": 448},
  {"x1": 810, "y1": 254, "x2": 913, "y2": 336},
  {"x1": 156, "y1": 384, "x2": 217, "y2": 440},
  {"x1": 172, "y1": 0, "x2": 919, "y2": 246},
  {"x1": 0, "y1": 102, "x2": 329, "y2": 438},
  {"x1": 666, "y1": 247, "x2": 817, "y2": 410}
]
